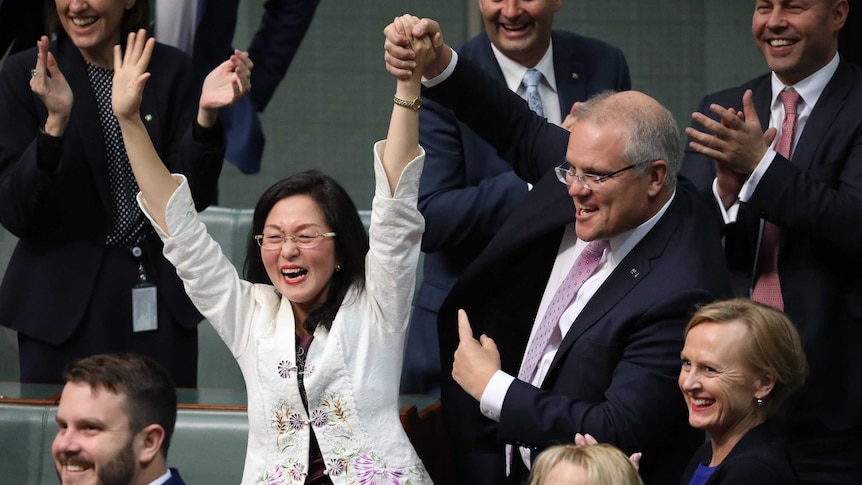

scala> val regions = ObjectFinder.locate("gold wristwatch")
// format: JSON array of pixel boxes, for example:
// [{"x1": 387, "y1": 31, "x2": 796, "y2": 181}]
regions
[{"x1": 393, "y1": 95, "x2": 422, "y2": 111}]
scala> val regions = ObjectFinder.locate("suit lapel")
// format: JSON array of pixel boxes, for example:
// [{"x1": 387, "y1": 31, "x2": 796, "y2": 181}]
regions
[
  {"x1": 752, "y1": 77, "x2": 771, "y2": 130},
  {"x1": 791, "y1": 61, "x2": 853, "y2": 172},
  {"x1": 551, "y1": 31, "x2": 586, "y2": 117},
  {"x1": 547, "y1": 192, "x2": 685, "y2": 374}
]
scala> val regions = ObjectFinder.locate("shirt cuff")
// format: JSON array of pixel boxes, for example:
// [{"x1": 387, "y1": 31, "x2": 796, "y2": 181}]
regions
[
  {"x1": 737, "y1": 147, "x2": 776, "y2": 204},
  {"x1": 479, "y1": 370, "x2": 515, "y2": 422},
  {"x1": 422, "y1": 48, "x2": 458, "y2": 88},
  {"x1": 711, "y1": 178, "x2": 740, "y2": 223}
]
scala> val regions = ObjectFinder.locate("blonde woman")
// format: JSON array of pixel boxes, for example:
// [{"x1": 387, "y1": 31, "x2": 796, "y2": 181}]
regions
[{"x1": 529, "y1": 444, "x2": 643, "y2": 485}]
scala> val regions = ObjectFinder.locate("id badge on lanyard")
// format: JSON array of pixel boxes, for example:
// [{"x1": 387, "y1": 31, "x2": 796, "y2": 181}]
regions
[{"x1": 131, "y1": 246, "x2": 158, "y2": 332}]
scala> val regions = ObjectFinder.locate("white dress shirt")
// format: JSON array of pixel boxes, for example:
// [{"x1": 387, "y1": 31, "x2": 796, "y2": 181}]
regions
[
  {"x1": 480, "y1": 191, "x2": 676, "y2": 468},
  {"x1": 491, "y1": 42, "x2": 563, "y2": 126}
]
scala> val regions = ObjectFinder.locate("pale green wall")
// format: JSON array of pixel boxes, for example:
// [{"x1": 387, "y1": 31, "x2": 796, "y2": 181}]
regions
[{"x1": 218, "y1": 1, "x2": 765, "y2": 210}]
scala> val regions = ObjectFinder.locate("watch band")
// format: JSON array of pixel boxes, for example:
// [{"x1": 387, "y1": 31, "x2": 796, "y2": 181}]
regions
[{"x1": 393, "y1": 95, "x2": 421, "y2": 111}]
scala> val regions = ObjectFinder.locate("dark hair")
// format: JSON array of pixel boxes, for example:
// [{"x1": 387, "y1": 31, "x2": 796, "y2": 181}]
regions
[
  {"x1": 46, "y1": 0, "x2": 150, "y2": 40},
  {"x1": 63, "y1": 353, "x2": 177, "y2": 458},
  {"x1": 244, "y1": 169, "x2": 368, "y2": 333}
]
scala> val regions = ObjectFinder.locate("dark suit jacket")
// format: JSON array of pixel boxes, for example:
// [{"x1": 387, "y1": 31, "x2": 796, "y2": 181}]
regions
[
  {"x1": 191, "y1": 0, "x2": 320, "y2": 173},
  {"x1": 680, "y1": 60, "x2": 862, "y2": 432},
  {"x1": 0, "y1": 0, "x2": 44, "y2": 57},
  {"x1": 424, "y1": 57, "x2": 732, "y2": 485},
  {"x1": 680, "y1": 423, "x2": 799, "y2": 485},
  {"x1": 165, "y1": 468, "x2": 187, "y2": 485},
  {"x1": 404, "y1": 30, "x2": 630, "y2": 394},
  {"x1": 0, "y1": 37, "x2": 224, "y2": 346}
]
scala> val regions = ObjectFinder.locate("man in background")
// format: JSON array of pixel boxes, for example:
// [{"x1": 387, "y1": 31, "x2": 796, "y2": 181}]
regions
[{"x1": 682, "y1": 1, "x2": 862, "y2": 483}]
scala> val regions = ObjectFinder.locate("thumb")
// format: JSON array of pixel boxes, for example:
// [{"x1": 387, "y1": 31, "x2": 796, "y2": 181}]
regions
[{"x1": 478, "y1": 334, "x2": 497, "y2": 352}]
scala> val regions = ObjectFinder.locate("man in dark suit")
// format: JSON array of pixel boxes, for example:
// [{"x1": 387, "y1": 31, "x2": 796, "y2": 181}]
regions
[
  {"x1": 385, "y1": 20, "x2": 731, "y2": 485},
  {"x1": 402, "y1": 0, "x2": 630, "y2": 397},
  {"x1": 155, "y1": 0, "x2": 321, "y2": 174},
  {"x1": 52, "y1": 353, "x2": 186, "y2": 485},
  {"x1": 682, "y1": 1, "x2": 862, "y2": 483}
]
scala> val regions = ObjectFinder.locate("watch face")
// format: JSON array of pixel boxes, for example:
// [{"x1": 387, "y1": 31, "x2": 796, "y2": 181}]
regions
[{"x1": 412, "y1": 98, "x2": 422, "y2": 110}]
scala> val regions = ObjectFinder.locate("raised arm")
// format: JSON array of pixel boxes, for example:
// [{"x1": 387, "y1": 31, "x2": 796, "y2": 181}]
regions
[
  {"x1": 112, "y1": 29, "x2": 250, "y2": 231},
  {"x1": 380, "y1": 15, "x2": 439, "y2": 195}
]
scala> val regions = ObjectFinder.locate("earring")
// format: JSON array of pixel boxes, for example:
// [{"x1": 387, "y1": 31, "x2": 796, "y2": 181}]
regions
[
  {"x1": 756, "y1": 398, "x2": 764, "y2": 407},
  {"x1": 335, "y1": 264, "x2": 342, "y2": 272}
]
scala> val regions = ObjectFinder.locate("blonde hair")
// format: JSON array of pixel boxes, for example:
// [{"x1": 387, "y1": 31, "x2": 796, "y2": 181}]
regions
[
  {"x1": 529, "y1": 444, "x2": 643, "y2": 485},
  {"x1": 686, "y1": 298, "x2": 808, "y2": 411}
]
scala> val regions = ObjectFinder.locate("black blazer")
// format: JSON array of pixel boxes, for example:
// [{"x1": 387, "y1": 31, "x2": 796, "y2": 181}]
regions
[
  {"x1": 0, "y1": 37, "x2": 224, "y2": 345},
  {"x1": 425, "y1": 57, "x2": 732, "y2": 485},
  {"x1": 680, "y1": 423, "x2": 799, "y2": 485},
  {"x1": 681, "y1": 60, "x2": 862, "y2": 431}
]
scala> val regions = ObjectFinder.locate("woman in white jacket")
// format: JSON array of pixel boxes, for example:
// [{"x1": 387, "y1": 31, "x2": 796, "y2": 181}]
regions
[{"x1": 111, "y1": 17, "x2": 436, "y2": 485}]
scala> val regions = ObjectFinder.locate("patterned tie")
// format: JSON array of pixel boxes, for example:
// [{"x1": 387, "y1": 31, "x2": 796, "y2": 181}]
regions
[
  {"x1": 752, "y1": 88, "x2": 800, "y2": 311},
  {"x1": 518, "y1": 239, "x2": 609, "y2": 383},
  {"x1": 522, "y1": 69, "x2": 545, "y2": 118}
]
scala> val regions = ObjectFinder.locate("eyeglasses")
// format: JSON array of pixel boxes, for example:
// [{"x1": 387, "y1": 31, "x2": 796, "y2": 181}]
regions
[
  {"x1": 554, "y1": 160, "x2": 657, "y2": 191},
  {"x1": 254, "y1": 232, "x2": 337, "y2": 250}
]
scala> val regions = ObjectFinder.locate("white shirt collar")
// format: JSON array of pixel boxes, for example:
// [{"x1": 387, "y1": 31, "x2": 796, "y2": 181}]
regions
[
  {"x1": 604, "y1": 189, "x2": 677, "y2": 265},
  {"x1": 770, "y1": 53, "x2": 839, "y2": 112},
  {"x1": 149, "y1": 468, "x2": 172, "y2": 485},
  {"x1": 491, "y1": 41, "x2": 558, "y2": 95}
]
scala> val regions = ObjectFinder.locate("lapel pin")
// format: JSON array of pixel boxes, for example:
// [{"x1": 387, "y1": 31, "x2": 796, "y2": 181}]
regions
[
  {"x1": 571, "y1": 73, "x2": 579, "y2": 80},
  {"x1": 144, "y1": 114, "x2": 153, "y2": 122},
  {"x1": 629, "y1": 268, "x2": 639, "y2": 278}
]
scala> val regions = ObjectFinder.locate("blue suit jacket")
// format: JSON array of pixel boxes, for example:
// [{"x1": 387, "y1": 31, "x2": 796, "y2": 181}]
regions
[
  {"x1": 192, "y1": 0, "x2": 320, "y2": 173},
  {"x1": 424, "y1": 57, "x2": 732, "y2": 485},
  {"x1": 164, "y1": 468, "x2": 186, "y2": 485},
  {"x1": 403, "y1": 30, "x2": 630, "y2": 394},
  {"x1": 681, "y1": 61, "x2": 862, "y2": 432}
]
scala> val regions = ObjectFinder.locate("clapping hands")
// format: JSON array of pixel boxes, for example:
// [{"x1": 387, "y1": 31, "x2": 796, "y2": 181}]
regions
[{"x1": 30, "y1": 36, "x2": 73, "y2": 136}]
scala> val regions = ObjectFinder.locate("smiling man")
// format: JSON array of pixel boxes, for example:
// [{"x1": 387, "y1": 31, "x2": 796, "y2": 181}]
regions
[
  {"x1": 52, "y1": 353, "x2": 183, "y2": 485},
  {"x1": 680, "y1": 1, "x2": 862, "y2": 483},
  {"x1": 401, "y1": 0, "x2": 630, "y2": 403},
  {"x1": 384, "y1": 19, "x2": 731, "y2": 485}
]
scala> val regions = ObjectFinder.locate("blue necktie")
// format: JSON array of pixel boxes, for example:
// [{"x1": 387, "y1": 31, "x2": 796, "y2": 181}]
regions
[{"x1": 522, "y1": 69, "x2": 545, "y2": 117}]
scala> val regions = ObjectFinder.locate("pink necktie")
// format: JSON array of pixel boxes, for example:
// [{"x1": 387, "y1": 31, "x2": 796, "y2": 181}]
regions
[
  {"x1": 518, "y1": 239, "x2": 609, "y2": 383},
  {"x1": 506, "y1": 239, "x2": 608, "y2": 475},
  {"x1": 752, "y1": 88, "x2": 800, "y2": 311}
]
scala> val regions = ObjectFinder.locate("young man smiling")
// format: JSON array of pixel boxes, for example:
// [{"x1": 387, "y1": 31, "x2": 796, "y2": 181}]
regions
[{"x1": 52, "y1": 353, "x2": 184, "y2": 485}]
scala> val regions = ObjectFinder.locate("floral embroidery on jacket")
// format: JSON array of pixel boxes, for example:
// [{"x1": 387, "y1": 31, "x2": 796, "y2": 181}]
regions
[
  {"x1": 278, "y1": 360, "x2": 297, "y2": 379},
  {"x1": 319, "y1": 391, "x2": 352, "y2": 431},
  {"x1": 269, "y1": 400, "x2": 306, "y2": 450},
  {"x1": 258, "y1": 461, "x2": 308, "y2": 485}
]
